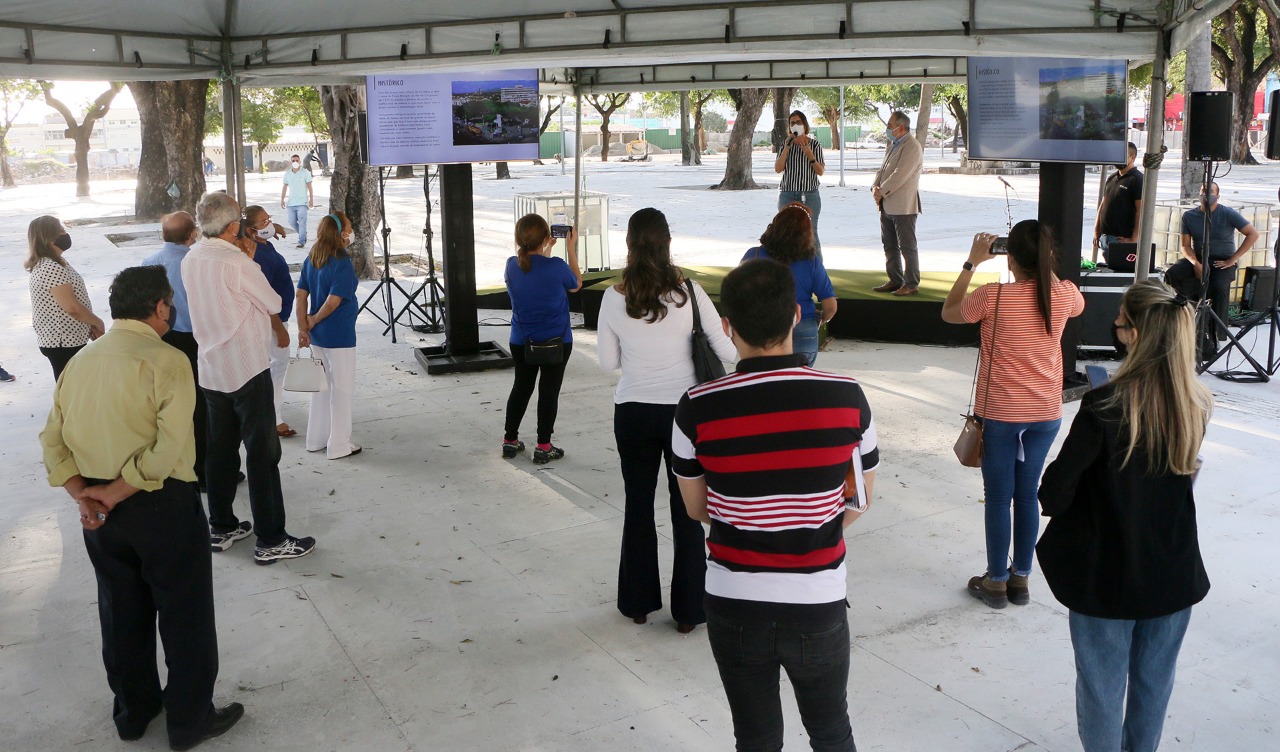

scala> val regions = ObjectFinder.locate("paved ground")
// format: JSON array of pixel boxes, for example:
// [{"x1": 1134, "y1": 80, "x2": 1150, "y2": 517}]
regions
[{"x1": 1, "y1": 148, "x2": 1278, "y2": 751}]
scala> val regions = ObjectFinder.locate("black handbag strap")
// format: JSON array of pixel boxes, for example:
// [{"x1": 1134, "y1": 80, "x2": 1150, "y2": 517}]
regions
[
  {"x1": 966, "y1": 282, "x2": 1002, "y2": 416},
  {"x1": 685, "y1": 278, "x2": 704, "y2": 335}
]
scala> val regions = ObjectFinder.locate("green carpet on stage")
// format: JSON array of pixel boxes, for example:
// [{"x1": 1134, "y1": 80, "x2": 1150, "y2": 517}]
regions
[{"x1": 478, "y1": 266, "x2": 1001, "y2": 303}]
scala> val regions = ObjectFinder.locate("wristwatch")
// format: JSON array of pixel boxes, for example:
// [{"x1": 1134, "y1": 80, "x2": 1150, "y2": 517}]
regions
[{"x1": 962, "y1": 261, "x2": 976, "y2": 272}]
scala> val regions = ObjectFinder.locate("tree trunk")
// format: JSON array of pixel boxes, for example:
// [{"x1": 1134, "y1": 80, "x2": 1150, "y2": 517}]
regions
[
  {"x1": 915, "y1": 83, "x2": 935, "y2": 146},
  {"x1": 946, "y1": 96, "x2": 968, "y2": 154},
  {"x1": 1231, "y1": 70, "x2": 1264, "y2": 165},
  {"x1": 1182, "y1": 21, "x2": 1212, "y2": 198},
  {"x1": 72, "y1": 130, "x2": 91, "y2": 196},
  {"x1": 771, "y1": 88, "x2": 795, "y2": 152},
  {"x1": 320, "y1": 84, "x2": 379, "y2": 279},
  {"x1": 495, "y1": 162, "x2": 511, "y2": 179},
  {"x1": 129, "y1": 80, "x2": 208, "y2": 220},
  {"x1": 692, "y1": 103, "x2": 705, "y2": 165},
  {"x1": 395, "y1": 165, "x2": 415, "y2": 178},
  {"x1": 715, "y1": 88, "x2": 769, "y2": 190},
  {"x1": 821, "y1": 106, "x2": 840, "y2": 145},
  {"x1": 679, "y1": 91, "x2": 693, "y2": 166},
  {"x1": 0, "y1": 137, "x2": 14, "y2": 187},
  {"x1": 600, "y1": 116, "x2": 612, "y2": 161}
]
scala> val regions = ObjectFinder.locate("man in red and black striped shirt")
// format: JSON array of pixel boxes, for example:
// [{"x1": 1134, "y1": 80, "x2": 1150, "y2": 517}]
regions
[{"x1": 674, "y1": 259, "x2": 878, "y2": 752}]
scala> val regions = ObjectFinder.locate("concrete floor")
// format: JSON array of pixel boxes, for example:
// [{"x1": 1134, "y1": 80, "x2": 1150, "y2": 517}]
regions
[{"x1": 1, "y1": 149, "x2": 1278, "y2": 751}]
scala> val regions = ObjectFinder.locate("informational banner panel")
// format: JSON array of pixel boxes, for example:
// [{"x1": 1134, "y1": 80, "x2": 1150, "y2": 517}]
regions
[
  {"x1": 967, "y1": 57, "x2": 1128, "y2": 164},
  {"x1": 365, "y1": 69, "x2": 540, "y2": 166}
]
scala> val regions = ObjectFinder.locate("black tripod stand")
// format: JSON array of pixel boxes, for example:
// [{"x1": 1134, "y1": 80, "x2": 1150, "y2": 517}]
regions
[
  {"x1": 400, "y1": 167, "x2": 445, "y2": 334},
  {"x1": 1193, "y1": 163, "x2": 1270, "y2": 381},
  {"x1": 1213, "y1": 237, "x2": 1280, "y2": 382},
  {"x1": 357, "y1": 166, "x2": 434, "y2": 343}
]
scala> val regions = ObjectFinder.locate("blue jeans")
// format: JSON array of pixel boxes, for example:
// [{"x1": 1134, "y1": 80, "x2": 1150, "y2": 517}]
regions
[
  {"x1": 793, "y1": 316, "x2": 819, "y2": 367},
  {"x1": 978, "y1": 417, "x2": 1061, "y2": 580},
  {"x1": 287, "y1": 204, "x2": 309, "y2": 244},
  {"x1": 1069, "y1": 608, "x2": 1193, "y2": 752},
  {"x1": 778, "y1": 189, "x2": 822, "y2": 256},
  {"x1": 706, "y1": 600, "x2": 856, "y2": 752}
]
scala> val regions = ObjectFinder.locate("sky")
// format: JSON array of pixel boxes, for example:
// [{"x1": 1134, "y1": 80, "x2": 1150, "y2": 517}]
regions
[{"x1": 8, "y1": 81, "x2": 138, "y2": 124}]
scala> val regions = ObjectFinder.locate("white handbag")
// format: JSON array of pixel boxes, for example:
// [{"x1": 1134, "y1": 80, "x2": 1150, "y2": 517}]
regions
[{"x1": 283, "y1": 347, "x2": 325, "y2": 392}]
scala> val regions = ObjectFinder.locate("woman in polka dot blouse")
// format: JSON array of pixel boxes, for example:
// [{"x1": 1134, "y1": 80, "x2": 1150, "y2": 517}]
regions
[{"x1": 25, "y1": 215, "x2": 105, "y2": 381}]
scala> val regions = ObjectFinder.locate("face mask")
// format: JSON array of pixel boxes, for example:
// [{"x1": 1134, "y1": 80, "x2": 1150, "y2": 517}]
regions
[
  {"x1": 165, "y1": 300, "x2": 177, "y2": 329},
  {"x1": 790, "y1": 124, "x2": 803, "y2": 136},
  {"x1": 343, "y1": 233, "x2": 354, "y2": 247},
  {"x1": 1110, "y1": 323, "x2": 1129, "y2": 359},
  {"x1": 256, "y1": 226, "x2": 274, "y2": 240},
  {"x1": 291, "y1": 161, "x2": 300, "y2": 169},
  {"x1": 1203, "y1": 194, "x2": 1218, "y2": 206},
  {"x1": 53, "y1": 233, "x2": 72, "y2": 251}
]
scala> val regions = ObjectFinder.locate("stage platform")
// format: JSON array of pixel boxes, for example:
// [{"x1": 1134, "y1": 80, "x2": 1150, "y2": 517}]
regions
[{"x1": 475, "y1": 267, "x2": 1002, "y2": 346}]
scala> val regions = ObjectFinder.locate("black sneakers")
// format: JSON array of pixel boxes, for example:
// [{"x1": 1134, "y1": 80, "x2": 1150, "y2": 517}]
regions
[
  {"x1": 254, "y1": 535, "x2": 317, "y2": 565},
  {"x1": 532, "y1": 445, "x2": 565, "y2": 465},
  {"x1": 502, "y1": 439, "x2": 525, "y2": 459},
  {"x1": 210, "y1": 521, "x2": 253, "y2": 552}
]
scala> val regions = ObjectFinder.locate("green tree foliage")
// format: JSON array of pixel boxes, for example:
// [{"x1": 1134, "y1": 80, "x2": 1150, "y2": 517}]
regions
[
  {"x1": 0, "y1": 79, "x2": 41, "y2": 187},
  {"x1": 240, "y1": 88, "x2": 286, "y2": 172},
  {"x1": 702, "y1": 110, "x2": 727, "y2": 133},
  {"x1": 586, "y1": 92, "x2": 630, "y2": 161},
  {"x1": 1210, "y1": 0, "x2": 1280, "y2": 164}
]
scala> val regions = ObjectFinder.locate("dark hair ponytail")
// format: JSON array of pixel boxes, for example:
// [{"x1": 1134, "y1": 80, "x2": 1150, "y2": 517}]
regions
[
  {"x1": 1007, "y1": 219, "x2": 1057, "y2": 334},
  {"x1": 622, "y1": 208, "x2": 686, "y2": 322},
  {"x1": 514, "y1": 214, "x2": 550, "y2": 273}
]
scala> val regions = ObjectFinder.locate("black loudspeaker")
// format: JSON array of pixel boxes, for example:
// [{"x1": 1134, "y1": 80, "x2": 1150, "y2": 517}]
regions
[
  {"x1": 356, "y1": 111, "x2": 370, "y2": 164},
  {"x1": 1267, "y1": 90, "x2": 1280, "y2": 160},
  {"x1": 1243, "y1": 266, "x2": 1277, "y2": 311},
  {"x1": 1186, "y1": 91, "x2": 1234, "y2": 162}
]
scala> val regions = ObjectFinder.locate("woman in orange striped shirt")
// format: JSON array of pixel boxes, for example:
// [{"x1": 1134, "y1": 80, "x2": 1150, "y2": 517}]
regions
[{"x1": 942, "y1": 219, "x2": 1085, "y2": 609}]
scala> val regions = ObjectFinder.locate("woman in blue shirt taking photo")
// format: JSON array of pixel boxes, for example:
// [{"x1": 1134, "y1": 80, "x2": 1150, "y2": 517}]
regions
[
  {"x1": 296, "y1": 212, "x2": 362, "y2": 460},
  {"x1": 502, "y1": 213, "x2": 581, "y2": 464}
]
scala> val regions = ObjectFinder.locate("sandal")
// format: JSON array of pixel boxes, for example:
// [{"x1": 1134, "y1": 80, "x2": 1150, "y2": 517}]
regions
[{"x1": 277, "y1": 425, "x2": 298, "y2": 438}]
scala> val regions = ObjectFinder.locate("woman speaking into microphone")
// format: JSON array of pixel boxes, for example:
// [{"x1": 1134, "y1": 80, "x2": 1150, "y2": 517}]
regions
[{"x1": 774, "y1": 110, "x2": 825, "y2": 255}]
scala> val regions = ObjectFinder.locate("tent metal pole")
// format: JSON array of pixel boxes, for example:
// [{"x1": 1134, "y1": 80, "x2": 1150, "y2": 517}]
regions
[
  {"x1": 221, "y1": 78, "x2": 237, "y2": 198},
  {"x1": 1134, "y1": 21, "x2": 1169, "y2": 282},
  {"x1": 232, "y1": 80, "x2": 247, "y2": 206},
  {"x1": 560, "y1": 95, "x2": 566, "y2": 176},
  {"x1": 838, "y1": 86, "x2": 846, "y2": 187},
  {"x1": 573, "y1": 81, "x2": 583, "y2": 246}
]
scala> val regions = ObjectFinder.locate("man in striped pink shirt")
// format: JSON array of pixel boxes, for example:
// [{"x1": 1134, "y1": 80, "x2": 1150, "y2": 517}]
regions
[{"x1": 183, "y1": 192, "x2": 315, "y2": 565}]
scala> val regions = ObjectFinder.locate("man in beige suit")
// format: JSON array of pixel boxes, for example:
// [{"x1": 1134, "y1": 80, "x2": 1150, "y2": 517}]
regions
[{"x1": 871, "y1": 111, "x2": 924, "y2": 296}]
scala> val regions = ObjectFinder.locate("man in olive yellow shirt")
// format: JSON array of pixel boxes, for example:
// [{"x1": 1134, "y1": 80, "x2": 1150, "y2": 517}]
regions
[{"x1": 40, "y1": 265, "x2": 243, "y2": 751}]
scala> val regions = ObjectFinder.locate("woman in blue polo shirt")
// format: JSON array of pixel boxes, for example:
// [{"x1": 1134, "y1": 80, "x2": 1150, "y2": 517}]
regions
[
  {"x1": 296, "y1": 212, "x2": 361, "y2": 460},
  {"x1": 502, "y1": 213, "x2": 581, "y2": 464}
]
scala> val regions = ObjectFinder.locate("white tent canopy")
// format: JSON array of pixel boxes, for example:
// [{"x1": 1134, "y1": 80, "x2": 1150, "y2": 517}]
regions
[{"x1": 0, "y1": 1, "x2": 1234, "y2": 87}]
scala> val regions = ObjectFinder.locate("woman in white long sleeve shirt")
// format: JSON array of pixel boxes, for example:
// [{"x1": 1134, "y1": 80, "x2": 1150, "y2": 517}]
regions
[{"x1": 597, "y1": 208, "x2": 737, "y2": 634}]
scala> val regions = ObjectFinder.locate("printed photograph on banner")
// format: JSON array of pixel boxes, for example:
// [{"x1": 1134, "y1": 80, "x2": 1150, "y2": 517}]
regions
[
  {"x1": 451, "y1": 79, "x2": 540, "y2": 147},
  {"x1": 1038, "y1": 63, "x2": 1127, "y2": 142}
]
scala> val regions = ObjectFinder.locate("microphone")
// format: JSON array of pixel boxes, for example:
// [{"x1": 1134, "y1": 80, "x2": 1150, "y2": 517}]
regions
[{"x1": 997, "y1": 176, "x2": 1013, "y2": 189}]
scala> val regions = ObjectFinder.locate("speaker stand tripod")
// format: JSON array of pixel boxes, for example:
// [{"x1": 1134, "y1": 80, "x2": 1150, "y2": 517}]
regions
[
  {"x1": 1193, "y1": 161, "x2": 1270, "y2": 381},
  {"x1": 357, "y1": 166, "x2": 434, "y2": 343},
  {"x1": 400, "y1": 167, "x2": 445, "y2": 334},
  {"x1": 1212, "y1": 237, "x2": 1280, "y2": 382}
]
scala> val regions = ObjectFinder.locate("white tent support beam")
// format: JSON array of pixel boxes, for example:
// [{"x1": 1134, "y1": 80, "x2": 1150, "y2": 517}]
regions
[
  {"x1": 1135, "y1": 18, "x2": 1170, "y2": 281},
  {"x1": 573, "y1": 80, "x2": 583, "y2": 256}
]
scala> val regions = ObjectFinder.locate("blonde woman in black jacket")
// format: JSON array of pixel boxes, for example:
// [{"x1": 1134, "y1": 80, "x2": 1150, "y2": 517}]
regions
[{"x1": 1037, "y1": 280, "x2": 1212, "y2": 752}]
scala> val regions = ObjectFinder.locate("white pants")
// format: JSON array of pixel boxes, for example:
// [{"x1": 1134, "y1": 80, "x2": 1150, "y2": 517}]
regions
[
  {"x1": 268, "y1": 337, "x2": 290, "y2": 425},
  {"x1": 306, "y1": 345, "x2": 357, "y2": 458}
]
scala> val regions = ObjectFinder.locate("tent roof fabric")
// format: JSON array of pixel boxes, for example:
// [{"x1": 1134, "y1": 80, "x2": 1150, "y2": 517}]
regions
[{"x1": 0, "y1": 1, "x2": 1232, "y2": 87}]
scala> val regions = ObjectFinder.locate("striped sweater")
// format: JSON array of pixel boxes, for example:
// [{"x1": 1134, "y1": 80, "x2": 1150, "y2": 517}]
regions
[{"x1": 672, "y1": 354, "x2": 879, "y2": 605}]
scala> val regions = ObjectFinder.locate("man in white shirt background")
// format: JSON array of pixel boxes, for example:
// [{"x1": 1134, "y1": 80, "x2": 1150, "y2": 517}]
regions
[
  {"x1": 280, "y1": 154, "x2": 314, "y2": 248},
  {"x1": 182, "y1": 191, "x2": 316, "y2": 565}
]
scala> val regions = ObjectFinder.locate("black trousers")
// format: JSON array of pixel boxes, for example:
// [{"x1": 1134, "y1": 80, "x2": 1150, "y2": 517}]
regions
[
  {"x1": 504, "y1": 343, "x2": 572, "y2": 445},
  {"x1": 204, "y1": 369, "x2": 287, "y2": 546},
  {"x1": 40, "y1": 344, "x2": 84, "y2": 381},
  {"x1": 1164, "y1": 259, "x2": 1235, "y2": 340},
  {"x1": 162, "y1": 330, "x2": 207, "y2": 485},
  {"x1": 615, "y1": 402, "x2": 707, "y2": 625},
  {"x1": 82, "y1": 478, "x2": 218, "y2": 747}
]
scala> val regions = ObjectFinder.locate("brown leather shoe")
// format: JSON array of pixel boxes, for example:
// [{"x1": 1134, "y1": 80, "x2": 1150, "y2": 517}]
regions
[
  {"x1": 872, "y1": 282, "x2": 902, "y2": 293},
  {"x1": 967, "y1": 574, "x2": 1008, "y2": 609},
  {"x1": 1006, "y1": 570, "x2": 1030, "y2": 605},
  {"x1": 891, "y1": 286, "x2": 920, "y2": 296}
]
